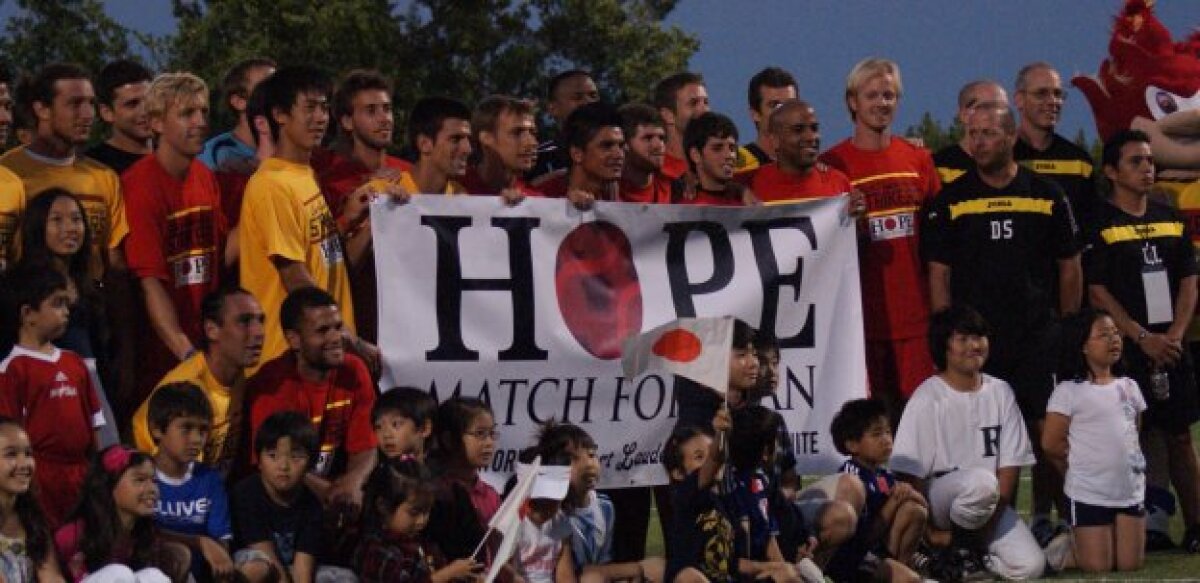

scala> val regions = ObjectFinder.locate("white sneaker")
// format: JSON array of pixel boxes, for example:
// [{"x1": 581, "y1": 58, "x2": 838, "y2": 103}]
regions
[{"x1": 1044, "y1": 531, "x2": 1074, "y2": 573}]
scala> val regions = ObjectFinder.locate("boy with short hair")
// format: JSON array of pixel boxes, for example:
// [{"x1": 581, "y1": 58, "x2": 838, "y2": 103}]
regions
[
  {"x1": 537, "y1": 422, "x2": 665, "y2": 583},
  {"x1": 822, "y1": 398, "x2": 926, "y2": 582},
  {"x1": 232, "y1": 410, "x2": 356, "y2": 582},
  {"x1": 0, "y1": 265, "x2": 104, "y2": 528},
  {"x1": 372, "y1": 386, "x2": 436, "y2": 461},
  {"x1": 150, "y1": 381, "x2": 273, "y2": 581}
]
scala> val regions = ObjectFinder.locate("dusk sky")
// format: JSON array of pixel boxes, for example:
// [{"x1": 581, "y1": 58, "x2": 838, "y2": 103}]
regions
[{"x1": 5, "y1": 1, "x2": 1196, "y2": 145}]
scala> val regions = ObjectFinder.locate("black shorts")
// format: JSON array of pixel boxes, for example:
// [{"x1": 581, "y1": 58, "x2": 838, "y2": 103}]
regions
[
  {"x1": 1126, "y1": 342, "x2": 1200, "y2": 434},
  {"x1": 1065, "y1": 497, "x2": 1145, "y2": 527},
  {"x1": 986, "y1": 322, "x2": 1062, "y2": 420}
]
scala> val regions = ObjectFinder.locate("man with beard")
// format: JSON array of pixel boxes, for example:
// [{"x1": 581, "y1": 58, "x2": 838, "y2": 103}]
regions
[
  {"x1": 923, "y1": 105, "x2": 1082, "y2": 562},
  {"x1": 122, "y1": 73, "x2": 230, "y2": 406},
  {"x1": 315, "y1": 69, "x2": 410, "y2": 223},
  {"x1": 461, "y1": 95, "x2": 540, "y2": 198},
  {"x1": 751, "y1": 99, "x2": 855, "y2": 205},
  {"x1": 934, "y1": 79, "x2": 1009, "y2": 185},
  {"x1": 338, "y1": 96, "x2": 470, "y2": 345},
  {"x1": 538, "y1": 102, "x2": 625, "y2": 208},
  {"x1": 132, "y1": 287, "x2": 267, "y2": 478},
  {"x1": 617, "y1": 103, "x2": 670, "y2": 204},
  {"x1": 1014, "y1": 62, "x2": 1097, "y2": 229},
  {"x1": 675, "y1": 111, "x2": 742, "y2": 206},
  {"x1": 820, "y1": 58, "x2": 940, "y2": 423},
  {"x1": 87, "y1": 59, "x2": 153, "y2": 175},
  {"x1": 654, "y1": 72, "x2": 710, "y2": 181},
  {"x1": 238, "y1": 66, "x2": 367, "y2": 374},
  {"x1": 247, "y1": 286, "x2": 378, "y2": 512},
  {"x1": 1, "y1": 63, "x2": 128, "y2": 275}
]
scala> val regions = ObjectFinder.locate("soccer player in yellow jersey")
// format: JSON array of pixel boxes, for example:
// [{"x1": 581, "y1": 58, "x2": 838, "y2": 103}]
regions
[
  {"x1": 0, "y1": 63, "x2": 128, "y2": 274},
  {"x1": 238, "y1": 66, "x2": 374, "y2": 374},
  {"x1": 0, "y1": 165, "x2": 22, "y2": 273},
  {"x1": 131, "y1": 287, "x2": 266, "y2": 477}
]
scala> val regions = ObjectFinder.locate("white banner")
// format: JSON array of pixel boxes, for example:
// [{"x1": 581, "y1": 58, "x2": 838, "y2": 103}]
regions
[{"x1": 374, "y1": 195, "x2": 867, "y2": 488}]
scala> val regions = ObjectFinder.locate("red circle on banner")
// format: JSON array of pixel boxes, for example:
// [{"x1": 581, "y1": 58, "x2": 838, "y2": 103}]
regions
[
  {"x1": 555, "y1": 221, "x2": 643, "y2": 359},
  {"x1": 652, "y1": 329, "x2": 703, "y2": 362}
]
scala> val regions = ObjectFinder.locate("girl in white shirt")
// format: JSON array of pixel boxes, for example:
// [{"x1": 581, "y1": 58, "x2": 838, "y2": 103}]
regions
[{"x1": 1043, "y1": 310, "x2": 1146, "y2": 573}]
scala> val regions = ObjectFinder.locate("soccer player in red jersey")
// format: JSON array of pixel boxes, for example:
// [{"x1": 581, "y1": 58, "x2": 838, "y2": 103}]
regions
[
  {"x1": 617, "y1": 103, "x2": 670, "y2": 204},
  {"x1": 653, "y1": 72, "x2": 710, "y2": 181},
  {"x1": 314, "y1": 69, "x2": 410, "y2": 221},
  {"x1": 819, "y1": 58, "x2": 940, "y2": 420},
  {"x1": 123, "y1": 72, "x2": 230, "y2": 402},
  {"x1": 247, "y1": 286, "x2": 377, "y2": 511},
  {"x1": 461, "y1": 95, "x2": 540, "y2": 199},
  {"x1": 676, "y1": 112, "x2": 743, "y2": 207},
  {"x1": 538, "y1": 102, "x2": 625, "y2": 208},
  {"x1": 751, "y1": 100, "x2": 856, "y2": 205}
]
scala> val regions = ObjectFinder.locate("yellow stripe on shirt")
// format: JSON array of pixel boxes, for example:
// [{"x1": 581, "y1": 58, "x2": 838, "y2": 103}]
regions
[
  {"x1": 949, "y1": 197, "x2": 1053, "y2": 219},
  {"x1": 850, "y1": 172, "x2": 920, "y2": 187},
  {"x1": 1099, "y1": 222, "x2": 1185, "y2": 244}
]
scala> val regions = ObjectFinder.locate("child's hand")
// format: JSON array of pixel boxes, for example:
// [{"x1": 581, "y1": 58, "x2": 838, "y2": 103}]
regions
[
  {"x1": 198, "y1": 537, "x2": 235, "y2": 579},
  {"x1": 891, "y1": 482, "x2": 927, "y2": 507},
  {"x1": 795, "y1": 535, "x2": 819, "y2": 559},
  {"x1": 441, "y1": 558, "x2": 482, "y2": 581},
  {"x1": 712, "y1": 406, "x2": 732, "y2": 433}
]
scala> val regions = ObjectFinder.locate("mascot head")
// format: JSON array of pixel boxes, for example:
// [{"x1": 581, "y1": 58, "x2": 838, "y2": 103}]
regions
[{"x1": 1072, "y1": 0, "x2": 1200, "y2": 173}]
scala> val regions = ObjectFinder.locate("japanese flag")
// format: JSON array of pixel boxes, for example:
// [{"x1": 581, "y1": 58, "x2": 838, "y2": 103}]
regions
[
  {"x1": 482, "y1": 456, "x2": 540, "y2": 583},
  {"x1": 621, "y1": 316, "x2": 734, "y2": 393}
]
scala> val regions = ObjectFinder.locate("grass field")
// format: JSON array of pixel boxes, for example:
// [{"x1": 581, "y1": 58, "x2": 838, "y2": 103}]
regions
[{"x1": 642, "y1": 425, "x2": 1200, "y2": 581}]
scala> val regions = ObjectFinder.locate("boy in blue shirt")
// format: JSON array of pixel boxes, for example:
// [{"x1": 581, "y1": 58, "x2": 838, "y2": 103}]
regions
[{"x1": 149, "y1": 382, "x2": 274, "y2": 582}]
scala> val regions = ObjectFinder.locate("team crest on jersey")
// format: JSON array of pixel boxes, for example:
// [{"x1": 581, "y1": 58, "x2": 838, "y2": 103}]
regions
[{"x1": 868, "y1": 211, "x2": 915, "y2": 241}]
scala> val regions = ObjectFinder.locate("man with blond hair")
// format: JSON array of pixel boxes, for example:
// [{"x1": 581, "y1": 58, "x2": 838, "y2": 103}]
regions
[
  {"x1": 820, "y1": 58, "x2": 941, "y2": 423},
  {"x1": 122, "y1": 72, "x2": 230, "y2": 402}
]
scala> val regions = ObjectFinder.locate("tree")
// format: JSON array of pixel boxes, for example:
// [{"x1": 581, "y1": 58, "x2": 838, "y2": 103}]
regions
[
  {"x1": 0, "y1": 0, "x2": 144, "y2": 76},
  {"x1": 903, "y1": 111, "x2": 960, "y2": 153},
  {"x1": 166, "y1": 0, "x2": 698, "y2": 134}
]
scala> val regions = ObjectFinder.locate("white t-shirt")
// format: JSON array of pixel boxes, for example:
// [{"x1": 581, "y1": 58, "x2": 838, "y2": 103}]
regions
[
  {"x1": 1046, "y1": 377, "x2": 1147, "y2": 507},
  {"x1": 516, "y1": 511, "x2": 573, "y2": 583},
  {"x1": 892, "y1": 374, "x2": 1036, "y2": 479}
]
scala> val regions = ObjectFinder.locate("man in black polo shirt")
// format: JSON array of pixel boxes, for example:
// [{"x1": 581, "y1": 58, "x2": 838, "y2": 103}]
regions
[
  {"x1": 923, "y1": 104, "x2": 1083, "y2": 548},
  {"x1": 933, "y1": 79, "x2": 1007, "y2": 185},
  {"x1": 1086, "y1": 129, "x2": 1200, "y2": 553},
  {"x1": 1013, "y1": 62, "x2": 1099, "y2": 229}
]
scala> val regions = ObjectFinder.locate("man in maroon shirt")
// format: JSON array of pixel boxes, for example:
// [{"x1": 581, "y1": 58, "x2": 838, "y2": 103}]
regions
[
  {"x1": 617, "y1": 103, "x2": 670, "y2": 204},
  {"x1": 462, "y1": 95, "x2": 540, "y2": 199}
]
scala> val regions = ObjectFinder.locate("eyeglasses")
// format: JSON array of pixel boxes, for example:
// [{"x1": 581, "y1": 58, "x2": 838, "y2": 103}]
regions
[
  {"x1": 465, "y1": 428, "x2": 499, "y2": 441},
  {"x1": 1025, "y1": 88, "x2": 1067, "y2": 102},
  {"x1": 1088, "y1": 329, "x2": 1121, "y2": 342}
]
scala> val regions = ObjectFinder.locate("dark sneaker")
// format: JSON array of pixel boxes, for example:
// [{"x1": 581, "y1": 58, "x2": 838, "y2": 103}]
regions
[
  {"x1": 1146, "y1": 529, "x2": 1176, "y2": 552},
  {"x1": 1029, "y1": 517, "x2": 1068, "y2": 548},
  {"x1": 1184, "y1": 525, "x2": 1200, "y2": 553}
]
